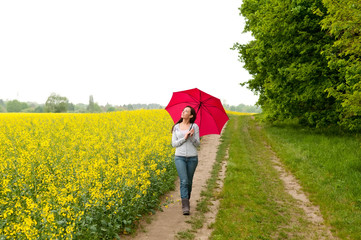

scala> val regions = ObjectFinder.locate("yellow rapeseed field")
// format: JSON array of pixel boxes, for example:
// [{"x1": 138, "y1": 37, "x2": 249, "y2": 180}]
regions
[
  {"x1": 225, "y1": 110, "x2": 257, "y2": 116},
  {"x1": 0, "y1": 110, "x2": 176, "y2": 239}
]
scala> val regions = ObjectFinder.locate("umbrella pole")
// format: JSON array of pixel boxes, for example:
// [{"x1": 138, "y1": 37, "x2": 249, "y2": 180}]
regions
[{"x1": 197, "y1": 103, "x2": 202, "y2": 114}]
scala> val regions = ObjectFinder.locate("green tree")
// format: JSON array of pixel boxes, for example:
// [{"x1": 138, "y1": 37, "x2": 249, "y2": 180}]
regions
[
  {"x1": 87, "y1": 95, "x2": 102, "y2": 113},
  {"x1": 127, "y1": 104, "x2": 134, "y2": 110},
  {"x1": 74, "y1": 103, "x2": 87, "y2": 113},
  {"x1": 45, "y1": 93, "x2": 69, "y2": 113},
  {"x1": 34, "y1": 106, "x2": 44, "y2": 113},
  {"x1": 87, "y1": 95, "x2": 95, "y2": 113},
  {"x1": 0, "y1": 99, "x2": 6, "y2": 112},
  {"x1": 6, "y1": 100, "x2": 28, "y2": 112},
  {"x1": 223, "y1": 103, "x2": 262, "y2": 113},
  {"x1": 320, "y1": 0, "x2": 361, "y2": 130},
  {"x1": 234, "y1": 0, "x2": 338, "y2": 127},
  {"x1": 107, "y1": 106, "x2": 116, "y2": 112},
  {"x1": 67, "y1": 103, "x2": 75, "y2": 112},
  {"x1": 93, "y1": 103, "x2": 102, "y2": 113}
]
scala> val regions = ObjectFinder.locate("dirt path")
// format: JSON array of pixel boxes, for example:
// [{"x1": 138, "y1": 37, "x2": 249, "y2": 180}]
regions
[
  {"x1": 123, "y1": 116, "x2": 336, "y2": 239},
  {"x1": 123, "y1": 134, "x2": 222, "y2": 240},
  {"x1": 265, "y1": 143, "x2": 335, "y2": 239},
  {"x1": 252, "y1": 116, "x2": 335, "y2": 239},
  {"x1": 194, "y1": 148, "x2": 228, "y2": 240}
]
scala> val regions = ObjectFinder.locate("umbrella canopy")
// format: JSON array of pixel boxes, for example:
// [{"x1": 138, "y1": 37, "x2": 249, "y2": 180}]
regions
[{"x1": 165, "y1": 88, "x2": 229, "y2": 137}]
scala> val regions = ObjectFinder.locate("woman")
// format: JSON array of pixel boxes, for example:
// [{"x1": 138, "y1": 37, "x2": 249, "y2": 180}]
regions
[{"x1": 171, "y1": 106, "x2": 200, "y2": 215}]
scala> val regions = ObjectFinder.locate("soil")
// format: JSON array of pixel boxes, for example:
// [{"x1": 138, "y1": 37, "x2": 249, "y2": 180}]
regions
[
  {"x1": 252, "y1": 115, "x2": 335, "y2": 239},
  {"x1": 123, "y1": 117, "x2": 336, "y2": 239},
  {"x1": 194, "y1": 148, "x2": 228, "y2": 240},
  {"x1": 122, "y1": 134, "x2": 223, "y2": 240},
  {"x1": 266, "y1": 143, "x2": 336, "y2": 239}
]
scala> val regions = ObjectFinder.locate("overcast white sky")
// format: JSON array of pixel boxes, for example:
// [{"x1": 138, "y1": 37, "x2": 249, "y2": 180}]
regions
[{"x1": 0, "y1": 0, "x2": 257, "y2": 106}]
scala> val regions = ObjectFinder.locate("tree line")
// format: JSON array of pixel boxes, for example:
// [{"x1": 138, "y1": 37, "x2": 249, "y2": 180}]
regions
[
  {"x1": 0, "y1": 93, "x2": 163, "y2": 113},
  {"x1": 0, "y1": 93, "x2": 260, "y2": 114},
  {"x1": 223, "y1": 103, "x2": 262, "y2": 113},
  {"x1": 234, "y1": 0, "x2": 360, "y2": 131}
]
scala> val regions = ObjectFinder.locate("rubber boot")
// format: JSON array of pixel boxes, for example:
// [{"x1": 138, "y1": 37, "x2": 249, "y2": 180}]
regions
[{"x1": 181, "y1": 199, "x2": 190, "y2": 215}]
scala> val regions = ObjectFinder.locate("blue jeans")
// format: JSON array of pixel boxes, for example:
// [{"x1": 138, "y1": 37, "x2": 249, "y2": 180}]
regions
[{"x1": 174, "y1": 156, "x2": 198, "y2": 199}]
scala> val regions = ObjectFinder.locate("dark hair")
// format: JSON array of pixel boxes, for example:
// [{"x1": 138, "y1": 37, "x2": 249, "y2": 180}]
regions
[{"x1": 171, "y1": 105, "x2": 197, "y2": 132}]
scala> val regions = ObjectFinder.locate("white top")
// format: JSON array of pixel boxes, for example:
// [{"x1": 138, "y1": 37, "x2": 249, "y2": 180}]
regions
[{"x1": 171, "y1": 123, "x2": 200, "y2": 157}]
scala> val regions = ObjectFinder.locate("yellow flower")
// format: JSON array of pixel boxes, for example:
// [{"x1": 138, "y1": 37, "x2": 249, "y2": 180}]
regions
[{"x1": 0, "y1": 110, "x2": 175, "y2": 238}]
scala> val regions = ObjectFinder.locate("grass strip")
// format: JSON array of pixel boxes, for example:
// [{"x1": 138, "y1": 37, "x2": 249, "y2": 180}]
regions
[
  {"x1": 210, "y1": 115, "x2": 316, "y2": 239},
  {"x1": 263, "y1": 120, "x2": 361, "y2": 239},
  {"x1": 128, "y1": 116, "x2": 231, "y2": 240},
  {"x1": 175, "y1": 115, "x2": 232, "y2": 240}
]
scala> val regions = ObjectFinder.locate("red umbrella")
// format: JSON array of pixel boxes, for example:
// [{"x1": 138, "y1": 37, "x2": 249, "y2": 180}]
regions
[{"x1": 165, "y1": 88, "x2": 229, "y2": 137}]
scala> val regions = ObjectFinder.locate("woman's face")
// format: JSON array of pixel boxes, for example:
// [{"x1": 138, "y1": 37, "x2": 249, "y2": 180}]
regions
[{"x1": 181, "y1": 107, "x2": 193, "y2": 120}]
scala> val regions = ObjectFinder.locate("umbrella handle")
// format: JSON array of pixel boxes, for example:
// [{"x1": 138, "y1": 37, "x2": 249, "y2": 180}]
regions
[{"x1": 187, "y1": 123, "x2": 194, "y2": 137}]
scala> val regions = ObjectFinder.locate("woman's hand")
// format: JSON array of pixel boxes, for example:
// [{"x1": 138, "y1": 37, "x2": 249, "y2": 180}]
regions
[
  {"x1": 189, "y1": 128, "x2": 194, "y2": 136},
  {"x1": 184, "y1": 128, "x2": 194, "y2": 140}
]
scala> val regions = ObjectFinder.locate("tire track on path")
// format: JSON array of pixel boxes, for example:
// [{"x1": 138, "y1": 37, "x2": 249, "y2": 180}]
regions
[
  {"x1": 252, "y1": 116, "x2": 336, "y2": 239},
  {"x1": 266, "y1": 143, "x2": 335, "y2": 239}
]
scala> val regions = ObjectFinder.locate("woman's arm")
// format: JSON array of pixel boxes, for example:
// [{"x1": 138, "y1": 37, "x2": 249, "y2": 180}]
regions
[
  {"x1": 171, "y1": 125, "x2": 186, "y2": 148},
  {"x1": 189, "y1": 124, "x2": 200, "y2": 147}
]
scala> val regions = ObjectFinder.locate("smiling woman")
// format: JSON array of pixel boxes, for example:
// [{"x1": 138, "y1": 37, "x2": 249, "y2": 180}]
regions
[{"x1": 171, "y1": 106, "x2": 200, "y2": 215}]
